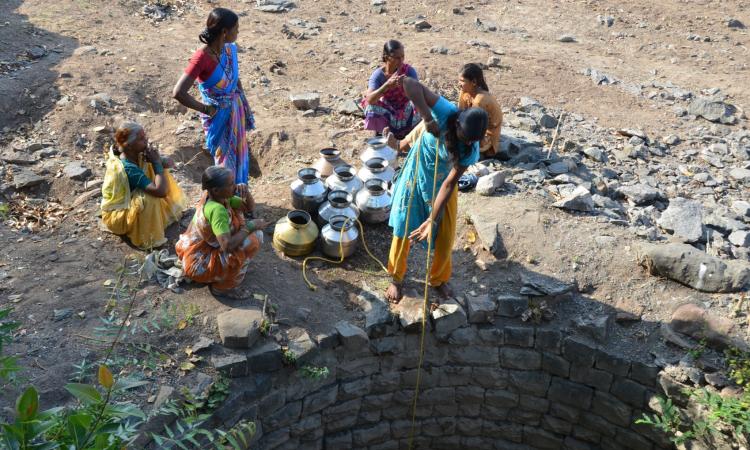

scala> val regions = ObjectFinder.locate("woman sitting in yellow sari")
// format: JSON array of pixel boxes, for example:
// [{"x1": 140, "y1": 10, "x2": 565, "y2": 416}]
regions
[
  {"x1": 101, "y1": 122, "x2": 186, "y2": 249},
  {"x1": 176, "y1": 166, "x2": 267, "y2": 298}
]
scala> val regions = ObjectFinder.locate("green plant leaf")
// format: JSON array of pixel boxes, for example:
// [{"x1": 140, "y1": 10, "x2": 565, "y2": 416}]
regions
[
  {"x1": 65, "y1": 383, "x2": 102, "y2": 405},
  {"x1": 15, "y1": 386, "x2": 39, "y2": 421},
  {"x1": 67, "y1": 413, "x2": 92, "y2": 447}
]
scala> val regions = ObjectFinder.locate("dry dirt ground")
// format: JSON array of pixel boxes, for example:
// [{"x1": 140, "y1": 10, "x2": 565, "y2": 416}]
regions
[{"x1": 0, "y1": 0, "x2": 748, "y2": 417}]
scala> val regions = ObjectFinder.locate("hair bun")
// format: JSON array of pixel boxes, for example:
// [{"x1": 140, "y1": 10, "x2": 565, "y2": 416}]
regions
[{"x1": 199, "y1": 28, "x2": 212, "y2": 44}]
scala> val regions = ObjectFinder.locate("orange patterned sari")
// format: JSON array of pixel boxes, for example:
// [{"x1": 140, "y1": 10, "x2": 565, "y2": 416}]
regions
[{"x1": 176, "y1": 195, "x2": 261, "y2": 290}]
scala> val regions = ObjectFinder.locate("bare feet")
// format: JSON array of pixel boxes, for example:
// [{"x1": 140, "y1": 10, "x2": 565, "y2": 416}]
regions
[
  {"x1": 385, "y1": 282, "x2": 403, "y2": 304},
  {"x1": 435, "y1": 282, "x2": 454, "y2": 299}
]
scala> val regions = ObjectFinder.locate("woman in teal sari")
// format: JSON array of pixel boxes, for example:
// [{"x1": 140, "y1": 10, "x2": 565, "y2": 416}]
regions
[
  {"x1": 173, "y1": 8, "x2": 255, "y2": 186},
  {"x1": 383, "y1": 78, "x2": 488, "y2": 302}
]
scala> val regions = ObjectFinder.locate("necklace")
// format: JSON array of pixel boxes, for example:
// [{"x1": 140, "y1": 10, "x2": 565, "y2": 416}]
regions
[{"x1": 208, "y1": 44, "x2": 227, "y2": 73}]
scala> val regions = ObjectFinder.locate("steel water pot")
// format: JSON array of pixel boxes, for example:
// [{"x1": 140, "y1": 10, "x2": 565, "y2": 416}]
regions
[
  {"x1": 325, "y1": 164, "x2": 364, "y2": 196},
  {"x1": 361, "y1": 136, "x2": 398, "y2": 169},
  {"x1": 317, "y1": 190, "x2": 360, "y2": 227},
  {"x1": 272, "y1": 210, "x2": 319, "y2": 257},
  {"x1": 290, "y1": 168, "x2": 328, "y2": 214},
  {"x1": 355, "y1": 178, "x2": 392, "y2": 224},
  {"x1": 358, "y1": 157, "x2": 395, "y2": 186},
  {"x1": 321, "y1": 215, "x2": 359, "y2": 258},
  {"x1": 313, "y1": 147, "x2": 346, "y2": 179}
]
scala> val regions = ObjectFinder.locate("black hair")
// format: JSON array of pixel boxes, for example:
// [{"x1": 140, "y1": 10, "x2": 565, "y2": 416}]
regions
[
  {"x1": 460, "y1": 63, "x2": 490, "y2": 92},
  {"x1": 202, "y1": 166, "x2": 232, "y2": 191},
  {"x1": 199, "y1": 8, "x2": 239, "y2": 45},
  {"x1": 443, "y1": 113, "x2": 462, "y2": 163},
  {"x1": 444, "y1": 109, "x2": 489, "y2": 163},
  {"x1": 381, "y1": 40, "x2": 403, "y2": 62}
]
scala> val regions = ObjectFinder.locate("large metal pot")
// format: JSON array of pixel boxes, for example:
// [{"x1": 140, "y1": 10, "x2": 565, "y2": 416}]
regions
[
  {"x1": 355, "y1": 179, "x2": 392, "y2": 224},
  {"x1": 290, "y1": 168, "x2": 328, "y2": 215},
  {"x1": 317, "y1": 190, "x2": 360, "y2": 227},
  {"x1": 325, "y1": 164, "x2": 364, "y2": 196},
  {"x1": 272, "y1": 210, "x2": 319, "y2": 257},
  {"x1": 362, "y1": 136, "x2": 398, "y2": 169},
  {"x1": 321, "y1": 215, "x2": 359, "y2": 259},
  {"x1": 358, "y1": 157, "x2": 395, "y2": 186},
  {"x1": 313, "y1": 147, "x2": 346, "y2": 179}
]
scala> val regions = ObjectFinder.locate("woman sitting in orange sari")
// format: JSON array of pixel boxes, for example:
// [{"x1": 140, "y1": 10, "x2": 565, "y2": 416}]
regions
[{"x1": 176, "y1": 166, "x2": 267, "y2": 298}]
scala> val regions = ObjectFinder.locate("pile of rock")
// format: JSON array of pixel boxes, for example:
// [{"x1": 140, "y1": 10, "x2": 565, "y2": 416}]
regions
[{"x1": 486, "y1": 96, "x2": 749, "y2": 261}]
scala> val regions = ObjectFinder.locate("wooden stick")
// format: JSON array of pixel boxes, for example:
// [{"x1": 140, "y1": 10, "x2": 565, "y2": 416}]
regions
[{"x1": 545, "y1": 111, "x2": 566, "y2": 160}]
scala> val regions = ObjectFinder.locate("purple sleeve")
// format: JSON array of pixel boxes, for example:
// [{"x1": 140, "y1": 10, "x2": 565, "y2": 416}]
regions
[
  {"x1": 406, "y1": 66, "x2": 418, "y2": 80},
  {"x1": 368, "y1": 68, "x2": 386, "y2": 90}
]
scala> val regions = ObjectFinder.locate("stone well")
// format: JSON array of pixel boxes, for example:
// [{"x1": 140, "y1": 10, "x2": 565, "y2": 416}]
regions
[{"x1": 195, "y1": 306, "x2": 673, "y2": 450}]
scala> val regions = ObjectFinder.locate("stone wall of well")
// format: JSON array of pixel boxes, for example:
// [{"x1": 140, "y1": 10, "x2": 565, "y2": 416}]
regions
[{"x1": 204, "y1": 317, "x2": 673, "y2": 450}]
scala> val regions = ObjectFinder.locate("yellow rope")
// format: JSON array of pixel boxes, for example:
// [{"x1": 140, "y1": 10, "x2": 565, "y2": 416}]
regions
[
  {"x1": 300, "y1": 131, "x2": 442, "y2": 450},
  {"x1": 302, "y1": 217, "x2": 387, "y2": 291},
  {"x1": 407, "y1": 136, "x2": 441, "y2": 450}
]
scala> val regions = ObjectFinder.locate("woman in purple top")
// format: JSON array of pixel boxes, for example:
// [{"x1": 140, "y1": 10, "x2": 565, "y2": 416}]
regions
[{"x1": 360, "y1": 40, "x2": 420, "y2": 139}]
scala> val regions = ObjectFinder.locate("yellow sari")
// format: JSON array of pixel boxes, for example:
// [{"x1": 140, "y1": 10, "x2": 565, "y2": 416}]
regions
[{"x1": 101, "y1": 151, "x2": 186, "y2": 249}]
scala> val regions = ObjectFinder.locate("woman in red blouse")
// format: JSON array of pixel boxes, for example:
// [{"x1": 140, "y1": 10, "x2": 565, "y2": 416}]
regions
[{"x1": 172, "y1": 8, "x2": 256, "y2": 188}]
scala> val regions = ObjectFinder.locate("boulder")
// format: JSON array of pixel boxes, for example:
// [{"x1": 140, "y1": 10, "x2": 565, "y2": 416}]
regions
[
  {"x1": 217, "y1": 308, "x2": 263, "y2": 349},
  {"x1": 290, "y1": 93, "x2": 320, "y2": 110},
  {"x1": 538, "y1": 113, "x2": 558, "y2": 129},
  {"x1": 638, "y1": 243, "x2": 750, "y2": 293},
  {"x1": 1, "y1": 149, "x2": 37, "y2": 165},
  {"x1": 729, "y1": 168, "x2": 750, "y2": 183},
  {"x1": 354, "y1": 281, "x2": 392, "y2": 334},
  {"x1": 286, "y1": 328, "x2": 317, "y2": 365},
  {"x1": 727, "y1": 18, "x2": 745, "y2": 29},
  {"x1": 582, "y1": 146, "x2": 607, "y2": 162},
  {"x1": 552, "y1": 186, "x2": 594, "y2": 212},
  {"x1": 63, "y1": 162, "x2": 91, "y2": 180},
  {"x1": 687, "y1": 97, "x2": 737, "y2": 124},
  {"x1": 656, "y1": 197, "x2": 704, "y2": 243},
  {"x1": 431, "y1": 300, "x2": 467, "y2": 338},
  {"x1": 731, "y1": 200, "x2": 750, "y2": 218},
  {"x1": 670, "y1": 303, "x2": 742, "y2": 350},
  {"x1": 476, "y1": 171, "x2": 505, "y2": 196},
  {"x1": 558, "y1": 34, "x2": 576, "y2": 42},
  {"x1": 335, "y1": 321, "x2": 369, "y2": 351},
  {"x1": 10, "y1": 166, "x2": 45, "y2": 189},
  {"x1": 469, "y1": 209, "x2": 503, "y2": 257},
  {"x1": 414, "y1": 19, "x2": 431, "y2": 30},
  {"x1": 571, "y1": 315, "x2": 611, "y2": 343},
  {"x1": 728, "y1": 230, "x2": 750, "y2": 247},
  {"x1": 337, "y1": 99, "x2": 363, "y2": 117},
  {"x1": 520, "y1": 272, "x2": 574, "y2": 301},
  {"x1": 465, "y1": 294, "x2": 496, "y2": 323},
  {"x1": 617, "y1": 184, "x2": 664, "y2": 206},
  {"x1": 256, "y1": 0, "x2": 296, "y2": 13},
  {"x1": 393, "y1": 291, "x2": 427, "y2": 331}
]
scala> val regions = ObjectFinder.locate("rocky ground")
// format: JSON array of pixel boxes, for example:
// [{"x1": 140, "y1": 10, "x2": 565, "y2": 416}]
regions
[{"x1": 0, "y1": 0, "x2": 749, "y2": 435}]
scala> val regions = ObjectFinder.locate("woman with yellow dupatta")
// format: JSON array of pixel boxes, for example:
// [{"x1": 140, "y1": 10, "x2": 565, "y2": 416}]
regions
[
  {"x1": 100, "y1": 122, "x2": 186, "y2": 249},
  {"x1": 176, "y1": 166, "x2": 267, "y2": 298}
]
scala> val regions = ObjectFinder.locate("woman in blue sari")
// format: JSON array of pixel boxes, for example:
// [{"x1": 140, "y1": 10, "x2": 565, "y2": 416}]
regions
[{"x1": 173, "y1": 8, "x2": 256, "y2": 191}]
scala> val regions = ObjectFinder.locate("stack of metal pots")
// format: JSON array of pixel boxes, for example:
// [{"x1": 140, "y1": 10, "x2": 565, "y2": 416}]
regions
[{"x1": 279, "y1": 140, "x2": 397, "y2": 259}]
